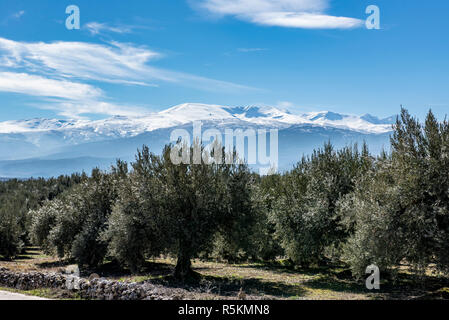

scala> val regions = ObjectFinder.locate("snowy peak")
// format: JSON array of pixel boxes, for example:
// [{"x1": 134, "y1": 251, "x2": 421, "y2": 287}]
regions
[
  {"x1": 0, "y1": 103, "x2": 395, "y2": 138},
  {"x1": 159, "y1": 103, "x2": 236, "y2": 123},
  {"x1": 0, "y1": 118, "x2": 81, "y2": 133},
  {"x1": 299, "y1": 110, "x2": 393, "y2": 133},
  {"x1": 225, "y1": 106, "x2": 289, "y2": 118},
  {"x1": 361, "y1": 114, "x2": 397, "y2": 125},
  {"x1": 308, "y1": 111, "x2": 344, "y2": 121}
]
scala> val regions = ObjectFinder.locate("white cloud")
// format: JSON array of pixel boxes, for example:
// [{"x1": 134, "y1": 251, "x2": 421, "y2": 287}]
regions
[
  {"x1": 1, "y1": 10, "x2": 26, "y2": 25},
  {"x1": 0, "y1": 37, "x2": 160, "y2": 85},
  {"x1": 250, "y1": 12, "x2": 362, "y2": 29},
  {"x1": 40, "y1": 101, "x2": 147, "y2": 119},
  {"x1": 277, "y1": 101, "x2": 295, "y2": 109},
  {"x1": 199, "y1": 0, "x2": 328, "y2": 15},
  {"x1": 13, "y1": 11, "x2": 26, "y2": 19},
  {"x1": 0, "y1": 72, "x2": 101, "y2": 100},
  {"x1": 0, "y1": 37, "x2": 253, "y2": 118},
  {"x1": 237, "y1": 48, "x2": 267, "y2": 52},
  {"x1": 193, "y1": 0, "x2": 363, "y2": 29},
  {"x1": 0, "y1": 37, "x2": 251, "y2": 91},
  {"x1": 0, "y1": 72, "x2": 145, "y2": 118},
  {"x1": 85, "y1": 22, "x2": 134, "y2": 35}
]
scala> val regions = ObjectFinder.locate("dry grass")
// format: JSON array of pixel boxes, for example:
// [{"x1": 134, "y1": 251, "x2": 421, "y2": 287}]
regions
[
  {"x1": 0, "y1": 286, "x2": 83, "y2": 300},
  {"x1": 2, "y1": 248, "x2": 449, "y2": 300},
  {"x1": 0, "y1": 247, "x2": 68, "y2": 273}
]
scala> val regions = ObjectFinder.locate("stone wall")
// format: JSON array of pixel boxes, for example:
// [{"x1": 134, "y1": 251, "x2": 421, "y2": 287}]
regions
[{"x1": 0, "y1": 267, "x2": 183, "y2": 300}]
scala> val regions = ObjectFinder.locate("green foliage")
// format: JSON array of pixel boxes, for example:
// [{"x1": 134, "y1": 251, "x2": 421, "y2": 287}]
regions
[
  {"x1": 148, "y1": 143, "x2": 257, "y2": 278},
  {"x1": 271, "y1": 142, "x2": 372, "y2": 266},
  {"x1": 0, "y1": 202, "x2": 24, "y2": 259},
  {"x1": 208, "y1": 175, "x2": 272, "y2": 263},
  {"x1": 102, "y1": 152, "x2": 167, "y2": 272},
  {"x1": 30, "y1": 169, "x2": 120, "y2": 268},
  {"x1": 102, "y1": 143, "x2": 256, "y2": 277},
  {"x1": 70, "y1": 171, "x2": 118, "y2": 267},
  {"x1": 29, "y1": 199, "x2": 61, "y2": 254},
  {"x1": 0, "y1": 174, "x2": 84, "y2": 259},
  {"x1": 250, "y1": 174, "x2": 284, "y2": 261},
  {"x1": 338, "y1": 158, "x2": 404, "y2": 277},
  {"x1": 340, "y1": 109, "x2": 449, "y2": 277}
]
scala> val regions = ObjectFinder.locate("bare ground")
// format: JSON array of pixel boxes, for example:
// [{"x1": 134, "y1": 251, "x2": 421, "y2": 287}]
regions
[{"x1": 2, "y1": 247, "x2": 449, "y2": 300}]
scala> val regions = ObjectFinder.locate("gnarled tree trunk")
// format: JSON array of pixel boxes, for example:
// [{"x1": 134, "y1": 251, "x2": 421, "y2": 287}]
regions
[{"x1": 174, "y1": 251, "x2": 193, "y2": 280}]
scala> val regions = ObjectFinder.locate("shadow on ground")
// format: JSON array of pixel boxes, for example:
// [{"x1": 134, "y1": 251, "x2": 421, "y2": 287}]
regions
[
  {"x1": 89, "y1": 261, "x2": 449, "y2": 299},
  {"x1": 7, "y1": 248, "x2": 449, "y2": 300}
]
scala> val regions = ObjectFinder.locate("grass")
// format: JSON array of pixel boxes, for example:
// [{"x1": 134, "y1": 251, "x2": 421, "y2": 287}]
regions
[
  {"x1": 0, "y1": 286, "x2": 82, "y2": 300},
  {"x1": 2, "y1": 247, "x2": 449, "y2": 300}
]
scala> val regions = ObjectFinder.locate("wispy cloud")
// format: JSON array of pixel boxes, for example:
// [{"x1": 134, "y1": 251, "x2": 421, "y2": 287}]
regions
[
  {"x1": 84, "y1": 22, "x2": 134, "y2": 36},
  {"x1": 276, "y1": 101, "x2": 334, "y2": 113},
  {"x1": 192, "y1": 0, "x2": 363, "y2": 29},
  {"x1": 1, "y1": 10, "x2": 26, "y2": 25},
  {"x1": 0, "y1": 72, "x2": 145, "y2": 119},
  {"x1": 0, "y1": 37, "x2": 161, "y2": 86},
  {"x1": 0, "y1": 72, "x2": 101, "y2": 100},
  {"x1": 237, "y1": 48, "x2": 267, "y2": 52},
  {"x1": 0, "y1": 37, "x2": 251, "y2": 90},
  {"x1": 13, "y1": 11, "x2": 26, "y2": 19},
  {"x1": 39, "y1": 100, "x2": 147, "y2": 119},
  {"x1": 0, "y1": 37, "x2": 253, "y2": 118}
]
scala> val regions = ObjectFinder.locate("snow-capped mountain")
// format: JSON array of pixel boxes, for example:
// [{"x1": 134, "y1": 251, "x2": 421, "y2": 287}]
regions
[
  {"x1": 0, "y1": 103, "x2": 393, "y2": 136},
  {"x1": 0, "y1": 103, "x2": 395, "y2": 178}
]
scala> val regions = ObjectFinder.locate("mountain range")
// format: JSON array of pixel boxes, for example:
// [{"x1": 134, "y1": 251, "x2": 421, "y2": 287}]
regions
[{"x1": 0, "y1": 103, "x2": 396, "y2": 178}]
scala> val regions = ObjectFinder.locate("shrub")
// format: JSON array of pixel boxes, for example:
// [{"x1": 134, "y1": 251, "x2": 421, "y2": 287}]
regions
[
  {"x1": 340, "y1": 109, "x2": 449, "y2": 277},
  {"x1": 0, "y1": 203, "x2": 24, "y2": 259},
  {"x1": 271, "y1": 143, "x2": 372, "y2": 266},
  {"x1": 102, "y1": 158, "x2": 167, "y2": 273},
  {"x1": 30, "y1": 169, "x2": 119, "y2": 268},
  {"x1": 338, "y1": 160, "x2": 404, "y2": 277}
]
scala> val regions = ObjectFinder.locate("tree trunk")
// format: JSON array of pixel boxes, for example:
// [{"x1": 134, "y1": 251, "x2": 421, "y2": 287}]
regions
[{"x1": 174, "y1": 251, "x2": 193, "y2": 280}]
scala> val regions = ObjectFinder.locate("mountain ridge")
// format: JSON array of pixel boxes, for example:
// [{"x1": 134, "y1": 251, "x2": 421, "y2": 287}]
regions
[
  {"x1": 0, "y1": 103, "x2": 395, "y2": 178},
  {"x1": 0, "y1": 103, "x2": 395, "y2": 136}
]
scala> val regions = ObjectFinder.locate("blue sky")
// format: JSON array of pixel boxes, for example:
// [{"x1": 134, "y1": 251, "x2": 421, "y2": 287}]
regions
[{"x1": 0, "y1": 0, "x2": 448, "y2": 121}]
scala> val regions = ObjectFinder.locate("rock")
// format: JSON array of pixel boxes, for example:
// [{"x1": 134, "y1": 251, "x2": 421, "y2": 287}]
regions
[
  {"x1": 88, "y1": 273, "x2": 100, "y2": 281},
  {"x1": 0, "y1": 269, "x2": 187, "y2": 301},
  {"x1": 238, "y1": 287, "x2": 246, "y2": 300}
]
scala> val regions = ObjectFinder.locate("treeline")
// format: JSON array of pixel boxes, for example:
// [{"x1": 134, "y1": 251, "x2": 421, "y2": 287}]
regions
[
  {"x1": 0, "y1": 174, "x2": 87, "y2": 259},
  {"x1": 2, "y1": 108, "x2": 449, "y2": 280}
]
